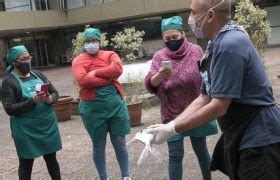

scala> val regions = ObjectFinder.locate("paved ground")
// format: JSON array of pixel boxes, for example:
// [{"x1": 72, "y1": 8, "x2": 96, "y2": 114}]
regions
[{"x1": 0, "y1": 47, "x2": 279, "y2": 180}]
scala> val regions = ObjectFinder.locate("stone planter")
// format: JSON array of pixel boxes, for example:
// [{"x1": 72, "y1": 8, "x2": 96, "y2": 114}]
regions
[
  {"x1": 127, "y1": 100, "x2": 143, "y2": 127},
  {"x1": 71, "y1": 98, "x2": 80, "y2": 115},
  {"x1": 54, "y1": 95, "x2": 73, "y2": 122}
]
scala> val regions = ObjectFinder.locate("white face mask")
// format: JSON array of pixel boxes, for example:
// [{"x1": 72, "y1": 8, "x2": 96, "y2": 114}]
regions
[
  {"x1": 188, "y1": 0, "x2": 225, "y2": 38},
  {"x1": 84, "y1": 43, "x2": 99, "y2": 55}
]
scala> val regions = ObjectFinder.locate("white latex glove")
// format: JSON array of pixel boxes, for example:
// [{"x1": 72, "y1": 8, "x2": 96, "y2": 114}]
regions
[
  {"x1": 127, "y1": 131, "x2": 165, "y2": 166},
  {"x1": 145, "y1": 121, "x2": 177, "y2": 144}
]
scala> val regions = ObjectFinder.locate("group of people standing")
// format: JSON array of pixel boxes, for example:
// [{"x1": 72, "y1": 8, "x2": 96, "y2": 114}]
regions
[{"x1": 2, "y1": 0, "x2": 280, "y2": 180}]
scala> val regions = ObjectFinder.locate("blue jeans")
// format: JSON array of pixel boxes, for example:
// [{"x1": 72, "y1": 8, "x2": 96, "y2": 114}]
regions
[
  {"x1": 92, "y1": 135, "x2": 129, "y2": 180},
  {"x1": 168, "y1": 137, "x2": 211, "y2": 180}
]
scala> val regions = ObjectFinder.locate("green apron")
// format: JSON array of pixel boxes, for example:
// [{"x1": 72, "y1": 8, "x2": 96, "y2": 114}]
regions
[
  {"x1": 79, "y1": 84, "x2": 130, "y2": 141},
  {"x1": 10, "y1": 71, "x2": 62, "y2": 159}
]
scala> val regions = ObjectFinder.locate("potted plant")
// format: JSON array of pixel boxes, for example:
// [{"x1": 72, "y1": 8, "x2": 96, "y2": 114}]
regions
[
  {"x1": 71, "y1": 79, "x2": 80, "y2": 115},
  {"x1": 54, "y1": 95, "x2": 73, "y2": 122},
  {"x1": 123, "y1": 73, "x2": 145, "y2": 127}
]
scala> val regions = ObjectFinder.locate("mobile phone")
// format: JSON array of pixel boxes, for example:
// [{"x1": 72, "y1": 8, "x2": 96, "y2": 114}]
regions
[
  {"x1": 162, "y1": 60, "x2": 172, "y2": 69},
  {"x1": 40, "y1": 83, "x2": 49, "y2": 94},
  {"x1": 35, "y1": 83, "x2": 49, "y2": 94}
]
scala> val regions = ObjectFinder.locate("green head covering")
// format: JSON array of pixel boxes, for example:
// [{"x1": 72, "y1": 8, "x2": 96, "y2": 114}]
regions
[
  {"x1": 6, "y1": 45, "x2": 28, "y2": 72},
  {"x1": 161, "y1": 16, "x2": 183, "y2": 33},
  {"x1": 83, "y1": 28, "x2": 101, "y2": 40}
]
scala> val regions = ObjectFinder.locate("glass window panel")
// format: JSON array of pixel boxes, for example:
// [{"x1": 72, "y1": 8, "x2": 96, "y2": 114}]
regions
[
  {"x1": 34, "y1": 0, "x2": 49, "y2": 10},
  {"x1": 5, "y1": 0, "x2": 30, "y2": 11},
  {"x1": 85, "y1": 0, "x2": 102, "y2": 5},
  {"x1": 66, "y1": 0, "x2": 84, "y2": 9}
]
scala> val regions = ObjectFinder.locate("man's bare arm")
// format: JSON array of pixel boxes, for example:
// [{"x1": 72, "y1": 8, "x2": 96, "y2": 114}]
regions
[
  {"x1": 175, "y1": 98, "x2": 232, "y2": 133},
  {"x1": 174, "y1": 94, "x2": 211, "y2": 122}
]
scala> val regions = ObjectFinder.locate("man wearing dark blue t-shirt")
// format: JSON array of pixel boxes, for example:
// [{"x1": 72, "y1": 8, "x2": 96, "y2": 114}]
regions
[{"x1": 145, "y1": 0, "x2": 280, "y2": 179}]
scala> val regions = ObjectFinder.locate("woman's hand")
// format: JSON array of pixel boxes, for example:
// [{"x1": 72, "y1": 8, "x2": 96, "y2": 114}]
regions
[
  {"x1": 150, "y1": 67, "x2": 173, "y2": 87},
  {"x1": 88, "y1": 70, "x2": 96, "y2": 76},
  {"x1": 33, "y1": 92, "x2": 47, "y2": 104},
  {"x1": 158, "y1": 66, "x2": 172, "y2": 79},
  {"x1": 45, "y1": 94, "x2": 53, "y2": 105}
]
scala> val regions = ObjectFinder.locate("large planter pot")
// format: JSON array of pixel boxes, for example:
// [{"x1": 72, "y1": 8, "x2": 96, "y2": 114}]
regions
[
  {"x1": 71, "y1": 98, "x2": 80, "y2": 115},
  {"x1": 54, "y1": 95, "x2": 73, "y2": 122},
  {"x1": 127, "y1": 100, "x2": 143, "y2": 127}
]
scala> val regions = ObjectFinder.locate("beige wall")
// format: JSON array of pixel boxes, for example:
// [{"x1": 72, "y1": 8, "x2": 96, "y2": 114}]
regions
[
  {"x1": 0, "y1": 10, "x2": 67, "y2": 31},
  {"x1": 0, "y1": 39, "x2": 6, "y2": 71},
  {"x1": 143, "y1": 39, "x2": 164, "y2": 56},
  {"x1": 67, "y1": 0, "x2": 191, "y2": 25},
  {"x1": 0, "y1": 0, "x2": 191, "y2": 32}
]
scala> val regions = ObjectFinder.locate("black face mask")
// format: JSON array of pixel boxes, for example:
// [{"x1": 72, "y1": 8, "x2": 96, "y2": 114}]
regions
[
  {"x1": 14, "y1": 61, "x2": 31, "y2": 75},
  {"x1": 165, "y1": 38, "x2": 184, "y2": 51}
]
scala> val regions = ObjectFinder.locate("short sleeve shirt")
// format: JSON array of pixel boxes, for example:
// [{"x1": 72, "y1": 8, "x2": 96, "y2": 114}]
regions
[{"x1": 201, "y1": 30, "x2": 280, "y2": 150}]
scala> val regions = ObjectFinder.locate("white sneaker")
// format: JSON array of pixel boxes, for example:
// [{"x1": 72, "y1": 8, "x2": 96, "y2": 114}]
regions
[{"x1": 123, "y1": 177, "x2": 131, "y2": 180}]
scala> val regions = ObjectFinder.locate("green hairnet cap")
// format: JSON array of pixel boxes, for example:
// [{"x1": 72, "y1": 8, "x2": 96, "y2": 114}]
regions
[
  {"x1": 83, "y1": 28, "x2": 101, "y2": 40},
  {"x1": 161, "y1": 16, "x2": 183, "y2": 33},
  {"x1": 6, "y1": 45, "x2": 28, "y2": 72}
]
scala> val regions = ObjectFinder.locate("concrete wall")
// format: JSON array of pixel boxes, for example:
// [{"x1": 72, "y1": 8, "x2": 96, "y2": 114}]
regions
[
  {"x1": 53, "y1": 29, "x2": 66, "y2": 65},
  {"x1": 67, "y1": 0, "x2": 191, "y2": 25},
  {"x1": 0, "y1": 39, "x2": 6, "y2": 73},
  {"x1": 0, "y1": 0, "x2": 191, "y2": 34},
  {"x1": 0, "y1": 10, "x2": 67, "y2": 31},
  {"x1": 143, "y1": 39, "x2": 164, "y2": 56}
]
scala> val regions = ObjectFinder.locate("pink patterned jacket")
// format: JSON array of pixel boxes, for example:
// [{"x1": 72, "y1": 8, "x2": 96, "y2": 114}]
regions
[{"x1": 144, "y1": 37, "x2": 203, "y2": 123}]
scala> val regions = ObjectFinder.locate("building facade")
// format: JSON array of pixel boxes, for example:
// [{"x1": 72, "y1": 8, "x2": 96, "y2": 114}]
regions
[{"x1": 0, "y1": 0, "x2": 279, "y2": 72}]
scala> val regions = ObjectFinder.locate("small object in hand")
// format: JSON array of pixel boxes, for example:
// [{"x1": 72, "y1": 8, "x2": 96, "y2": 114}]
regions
[
  {"x1": 162, "y1": 60, "x2": 172, "y2": 69},
  {"x1": 40, "y1": 83, "x2": 49, "y2": 94},
  {"x1": 35, "y1": 83, "x2": 49, "y2": 94},
  {"x1": 35, "y1": 84, "x2": 41, "y2": 93}
]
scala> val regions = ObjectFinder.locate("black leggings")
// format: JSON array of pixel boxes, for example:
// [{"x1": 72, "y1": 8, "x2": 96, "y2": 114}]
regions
[{"x1": 18, "y1": 152, "x2": 61, "y2": 180}]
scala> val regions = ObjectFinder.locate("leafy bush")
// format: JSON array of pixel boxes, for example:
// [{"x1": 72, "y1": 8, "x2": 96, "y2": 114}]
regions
[
  {"x1": 234, "y1": 1, "x2": 271, "y2": 58},
  {"x1": 111, "y1": 27, "x2": 145, "y2": 63}
]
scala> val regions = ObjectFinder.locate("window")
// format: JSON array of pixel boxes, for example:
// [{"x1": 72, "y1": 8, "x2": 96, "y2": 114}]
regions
[
  {"x1": 4, "y1": 0, "x2": 31, "y2": 11},
  {"x1": 0, "y1": 0, "x2": 5, "y2": 11},
  {"x1": 33, "y1": 0, "x2": 49, "y2": 10},
  {"x1": 85, "y1": 0, "x2": 103, "y2": 5},
  {"x1": 4, "y1": 0, "x2": 49, "y2": 11},
  {"x1": 66, "y1": 0, "x2": 84, "y2": 9}
]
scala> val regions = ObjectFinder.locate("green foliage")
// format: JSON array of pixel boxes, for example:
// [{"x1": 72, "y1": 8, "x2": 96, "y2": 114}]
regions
[
  {"x1": 111, "y1": 27, "x2": 145, "y2": 63},
  {"x1": 123, "y1": 72, "x2": 145, "y2": 104},
  {"x1": 234, "y1": 1, "x2": 271, "y2": 58},
  {"x1": 72, "y1": 79, "x2": 80, "y2": 94}
]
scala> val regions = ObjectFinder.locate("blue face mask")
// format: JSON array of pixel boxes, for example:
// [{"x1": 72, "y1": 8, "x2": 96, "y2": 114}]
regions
[{"x1": 84, "y1": 43, "x2": 99, "y2": 55}]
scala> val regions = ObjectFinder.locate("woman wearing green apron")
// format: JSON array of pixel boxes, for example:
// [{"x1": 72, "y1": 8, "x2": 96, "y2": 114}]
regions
[
  {"x1": 2, "y1": 45, "x2": 62, "y2": 180},
  {"x1": 72, "y1": 28, "x2": 131, "y2": 180}
]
